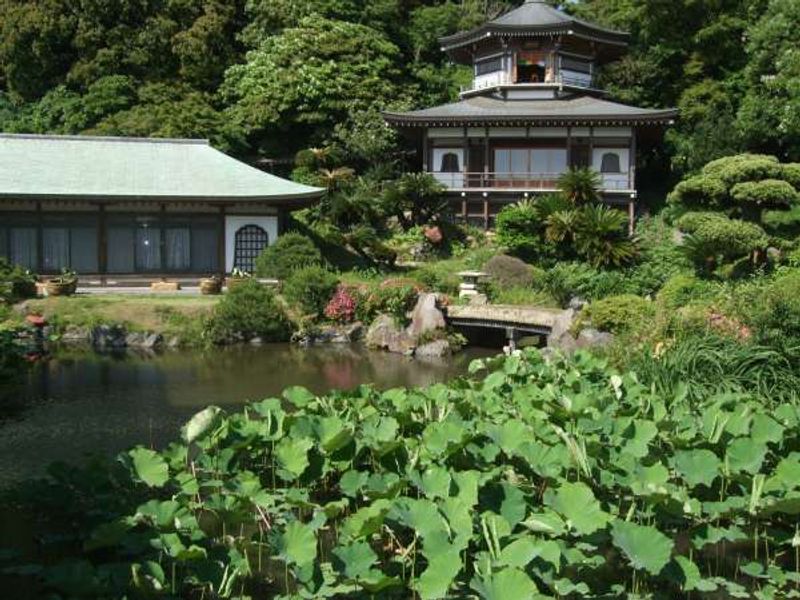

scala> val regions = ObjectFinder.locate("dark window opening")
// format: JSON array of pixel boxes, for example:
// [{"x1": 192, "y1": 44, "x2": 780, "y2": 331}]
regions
[
  {"x1": 440, "y1": 152, "x2": 461, "y2": 173},
  {"x1": 233, "y1": 225, "x2": 269, "y2": 274},
  {"x1": 516, "y1": 51, "x2": 546, "y2": 83},
  {"x1": 601, "y1": 152, "x2": 622, "y2": 173}
]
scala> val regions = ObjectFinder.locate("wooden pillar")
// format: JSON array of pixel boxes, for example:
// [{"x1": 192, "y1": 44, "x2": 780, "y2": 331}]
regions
[
  {"x1": 566, "y1": 125, "x2": 572, "y2": 169},
  {"x1": 462, "y1": 126, "x2": 469, "y2": 188},
  {"x1": 461, "y1": 197, "x2": 468, "y2": 224},
  {"x1": 159, "y1": 203, "x2": 167, "y2": 273},
  {"x1": 588, "y1": 126, "x2": 594, "y2": 170},
  {"x1": 483, "y1": 195, "x2": 490, "y2": 230},
  {"x1": 484, "y1": 126, "x2": 490, "y2": 188},
  {"x1": 35, "y1": 201, "x2": 43, "y2": 274},
  {"x1": 629, "y1": 132, "x2": 637, "y2": 190},
  {"x1": 628, "y1": 200, "x2": 636, "y2": 237},
  {"x1": 421, "y1": 129, "x2": 429, "y2": 173},
  {"x1": 218, "y1": 205, "x2": 226, "y2": 276},
  {"x1": 98, "y1": 204, "x2": 107, "y2": 279}
]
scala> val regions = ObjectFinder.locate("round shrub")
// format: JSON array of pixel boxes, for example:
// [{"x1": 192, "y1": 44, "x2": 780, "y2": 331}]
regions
[
  {"x1": 207, "y1": 280, "x2": 291, "y2": 344},
  {"x1": 667, "y1": 175, "x2": 727, "y2": 208},
  {"x1": 483, "y1": 254, "x2": 536, "y2": 288},
  {"x1": 495, "y1": 202, "x2": 547, "y2": 261},
  {"x1": 676, "y1": 211, "x2": 726, "y2": 234},
  {"x1": 701, "y1": 153, "x2": 779, "y2": 178},
  {"x1": 255, "y1": 232, "x2": 322, "y2": 280},
  {"x1": 583, "y1": 294, "x2": 654, "y2": 334},
  {"x1": 283, "y1": 266, "x2": 340, "y2": 317},
  {"x1": 782, "y1": 163, "x2": 800, "y2": 188},
  {"x1": 324, "y1": 286, "x2": 357, "y2": 323},
  {"x1": 730, "y1": 179, "x2": 799, "y2": 209},
  {"x1": 685, "y1": 216, "x2": 768, "y2": 262},
  {"x1": 655, "y1": 273, "x2": 716, "y2": 311}
]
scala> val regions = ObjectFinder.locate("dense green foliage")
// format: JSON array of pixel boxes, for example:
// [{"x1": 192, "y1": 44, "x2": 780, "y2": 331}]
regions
[
  {"x1": 581, "y1": 294, "x2": 654, "y2": 335},
  {"x1": 254, "y1": 233, "x2": 322, "y2": 281},
  {"x1": 282, "y1": 266, "x2": 340, "y2": 318},
  {"x1": 206, "y1": 280, "x2": 291, "y2": 344},
  {"x1": 482, "y1": 254, "x2": 536, "y2": 289},
  {"x1": 9, "y1": 349, "x2": 800, "y2": 599}
]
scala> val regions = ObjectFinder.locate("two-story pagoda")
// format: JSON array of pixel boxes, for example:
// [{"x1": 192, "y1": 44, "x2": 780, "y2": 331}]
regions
[{"x1": 383, "y1": 0, "x2": 677, "y2": 230}]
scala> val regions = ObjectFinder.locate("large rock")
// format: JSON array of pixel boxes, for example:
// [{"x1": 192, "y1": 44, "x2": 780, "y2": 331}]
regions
[
  {"x1": 406, "y1": 293, "x2": 446, "y2": 338},
  {"x1": 366, "y1": 314, "x2": 416, "y2": 356},
  {"x1": 415, "y1": 339, "x2": 451, "y2": 358},
  {"x1": 60, "y1": 325, "x2": 91, "y2": 344},
  {"x1": 576, "y1": 328, "x2": 615, "y2": 350},
  {"x1": 92, "y1": 325, "x2": 128, "y2": 350},
  {"x1": 546, "y1": 308, "x2": 578, "y2": 355}
]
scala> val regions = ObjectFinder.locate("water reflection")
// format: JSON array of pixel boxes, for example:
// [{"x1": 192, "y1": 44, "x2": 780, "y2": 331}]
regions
[{"x1": 0, "y1": 344, "x2": 494, "y2": 486}]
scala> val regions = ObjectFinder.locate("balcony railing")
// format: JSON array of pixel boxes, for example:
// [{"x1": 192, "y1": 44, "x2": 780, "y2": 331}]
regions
[
  {"x1": 460, "y1": 72, "x2": 595, "y2": 94},
  {"x1": 432, "y1": 172, "x2": 632, "y2": 191}
]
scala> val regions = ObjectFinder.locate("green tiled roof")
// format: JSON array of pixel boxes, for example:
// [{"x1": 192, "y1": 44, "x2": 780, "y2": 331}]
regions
[
  {"x1": 384, "y1": 95, "x2": 678, "y2": 127},
  {"x1": 0, "y1": 134, "x2": 324, "y2": 203}
]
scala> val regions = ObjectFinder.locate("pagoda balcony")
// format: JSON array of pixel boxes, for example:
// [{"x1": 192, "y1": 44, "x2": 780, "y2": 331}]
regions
[
  {"x1": 460, "y1": 72, "x2": 595, "y2": 96},
  {"x1": 432, "y1": 171, "x2": 632, "y2": 192}
]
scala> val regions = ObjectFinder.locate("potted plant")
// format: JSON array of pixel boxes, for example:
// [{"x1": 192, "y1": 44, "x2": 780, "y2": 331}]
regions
[
  {"x1": 225, "y1": 268, "x2": 254, "y2": 291},
  {"x1": 199, "y1": 274, "x2": 223, "y2": 295},
  {"x1": 45, "y1": 268, "x2": 78, "y2": 297}
]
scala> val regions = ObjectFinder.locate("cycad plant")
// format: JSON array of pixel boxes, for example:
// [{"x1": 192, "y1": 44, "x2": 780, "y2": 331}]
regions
[
  {"x1": 573, "y1": 204, "x2": 637, "y2": 267},
  {"x1": 558, "y1": 167, "x2": 602, "y2": 204}
]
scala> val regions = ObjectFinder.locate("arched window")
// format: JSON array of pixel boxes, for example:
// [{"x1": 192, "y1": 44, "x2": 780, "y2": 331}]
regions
[
  {"x1": 233, "y1": 225, "x2": 268, "y2": 274},
  {"x1": 600, "y1": 152, "x2": 621, "y2": 173},
  {"x1": 440, "y1": 152, "x2": 460, "y2": 173}
]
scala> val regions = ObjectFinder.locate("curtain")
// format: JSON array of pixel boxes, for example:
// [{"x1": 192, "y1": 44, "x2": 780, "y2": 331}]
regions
[
  {"x1": 10, "y1": 227, "x2": 37, "y2": 270},
  {"x1": 43, "y1": 228, "x2": 69, "y2": 272},
  {"x1": 136, "y1": 227, "x2": 161, "y2": 271},
  {"x1": 71, "y1": 226, "x2": 98, "y2": 273},
  {"x1": 0, "y1": 229, "x2": 7, "y2": 262},
  {"x1": 191, "y1": 227, "x2": 218, "y2": 273},
  {"x1": 107, "y1": 227, "x2": 134, "y2": 273},
  {"x1": 165, "y1": 228, "x2": 190, "y2": 271}
]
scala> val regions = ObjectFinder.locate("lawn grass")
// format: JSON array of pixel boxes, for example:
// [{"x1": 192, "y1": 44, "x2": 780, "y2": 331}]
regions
[{"x1": 11, "y1": 294, "x2": 219, "y2": 343}]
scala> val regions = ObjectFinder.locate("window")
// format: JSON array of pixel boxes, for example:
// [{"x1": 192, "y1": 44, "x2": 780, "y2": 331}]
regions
[
  {"x1": 135, "y1": 225, "x2": 161, "y2": 271},
  {"x1": 42, "y1": 228, "x2": 69, "y2": 271},
  {"x1": 191, "y1": 226, "x2": 218, "y2": 273},
  {"x1": 494, "y1": 148, "x2": 568, "y2": 175},
  {"x1": 601, "y1": 152, "x2": 622, "y2": 173},
  {"x1": 476, "y1": 56, "x2": 503, "y2": 76},
  {"x1": 440, "y1": 152, "x2": 460, "y2": 173},
  {"x1": 516, "y1": 51, "x2": 546, "y2": 83},
  {"x1": 165, "y1": 228, "x2": 191, "y2": 271},
  {"x1": 10, "y1": 227, "x2": 37, "y2": 270},
  {"x1": 561, "y1": 56, "x2": 592, "y2": 74},
  {"x1": 233, "y1": 225, "x2": 268, "y2": 274},
  {"x1": 107, "y1": 227, "x2": 135, "y2": 273}
]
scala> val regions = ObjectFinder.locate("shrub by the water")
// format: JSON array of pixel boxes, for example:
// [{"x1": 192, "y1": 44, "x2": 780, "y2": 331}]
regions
[
  {"x1": 324, "y1": 285, "x2": 357, "y2": 323},
  {"x1": 482, "y1": 254, "x2": 537, "y2": 288},
  {"x1": 582, "y1": 293, "x2": 654, "y2": 334},
  {"x1": 254, "y1": 232, "x2": 322, "y2": 280},
  {"x1": 206, "y1": 280, "x2": 291, "y2": 343},
  {"x1": 12, "y1": 349, "x2": 800, "y2": 599},
  {"x1": 282, "y1": 265, "x2": 340, "y2": 317}
]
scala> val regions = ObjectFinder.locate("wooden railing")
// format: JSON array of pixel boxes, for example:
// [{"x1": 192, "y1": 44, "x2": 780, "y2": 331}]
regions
[{"x1": 432, "y1": 172, "x2": 631, "y2": 191}]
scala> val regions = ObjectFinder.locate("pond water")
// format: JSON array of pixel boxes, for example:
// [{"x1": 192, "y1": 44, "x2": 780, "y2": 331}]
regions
[{"x1": 0, "y1": 344, "x2": 495, "y2": 487}]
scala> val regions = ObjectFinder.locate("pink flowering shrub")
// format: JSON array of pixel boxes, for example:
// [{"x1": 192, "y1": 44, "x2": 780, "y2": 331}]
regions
[{"x1": 324, "y1": 286, "x2": 357, "y2": 323}]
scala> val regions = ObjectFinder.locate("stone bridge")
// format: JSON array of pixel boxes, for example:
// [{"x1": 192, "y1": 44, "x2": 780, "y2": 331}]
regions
[{"x1": 445, "y1": 304, "x2": 573, "y2": 348}]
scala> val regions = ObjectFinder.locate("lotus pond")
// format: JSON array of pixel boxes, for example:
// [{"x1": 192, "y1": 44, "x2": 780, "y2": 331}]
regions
[
  {"x1": 3, "y1": 346, "x2": 800, "y2": 599},
  {"x1": 0, "y1": 344, "x2": 494, "y2": 487}
]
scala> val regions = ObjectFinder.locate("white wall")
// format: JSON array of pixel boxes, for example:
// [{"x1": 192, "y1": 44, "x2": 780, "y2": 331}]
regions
[
  {"x1": 431, "y1": 148, "x2": 464, "y2": 188},
  {"x1": 225, "y1": 215, "x2": 278, "y2": 273},
  {"x1": 593, "y1": 148, "x2": 631, "y2": 190}
]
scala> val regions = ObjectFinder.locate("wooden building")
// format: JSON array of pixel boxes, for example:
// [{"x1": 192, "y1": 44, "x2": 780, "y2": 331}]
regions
[
  {"x1": 383, "y1": 0, "x2": 678, "y2": 229},
  {"x1": 0, "y1": 134, "x2": 324, "y2": 276}
]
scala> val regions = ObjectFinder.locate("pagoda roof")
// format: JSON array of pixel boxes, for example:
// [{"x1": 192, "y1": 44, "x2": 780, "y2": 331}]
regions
[
  {"x1": 440, "y1": 1, "x2": 629, "y2": 52},
  {"x1": 0, "y1": 133, "x2": 324, "y2": 204},
  {"x1": 383, "y1": 95, "x2": 677, "y2": 127}
]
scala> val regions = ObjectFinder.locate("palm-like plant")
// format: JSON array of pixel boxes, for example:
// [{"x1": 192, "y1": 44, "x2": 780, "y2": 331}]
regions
[
  {"x1": 558, "y1": 167, "x2": 602, "y2": 204},
  {"x1": 318, "y1": 167, "x2": 355, "y2": 192},
  {"x1": 573, "y1": 204, "x2": 637, "y2": 267},
  {"x1": 545, "y1": 209, "x2": 581, "y2": 244}
]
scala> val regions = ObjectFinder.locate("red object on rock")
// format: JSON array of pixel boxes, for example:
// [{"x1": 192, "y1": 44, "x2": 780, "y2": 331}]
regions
[
  {"x1": 423, "y1": 226, "x2": 443, "y2": 244},
  {"x1": 26, "y1": 315, "x2": 47, "y2": 327}
]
